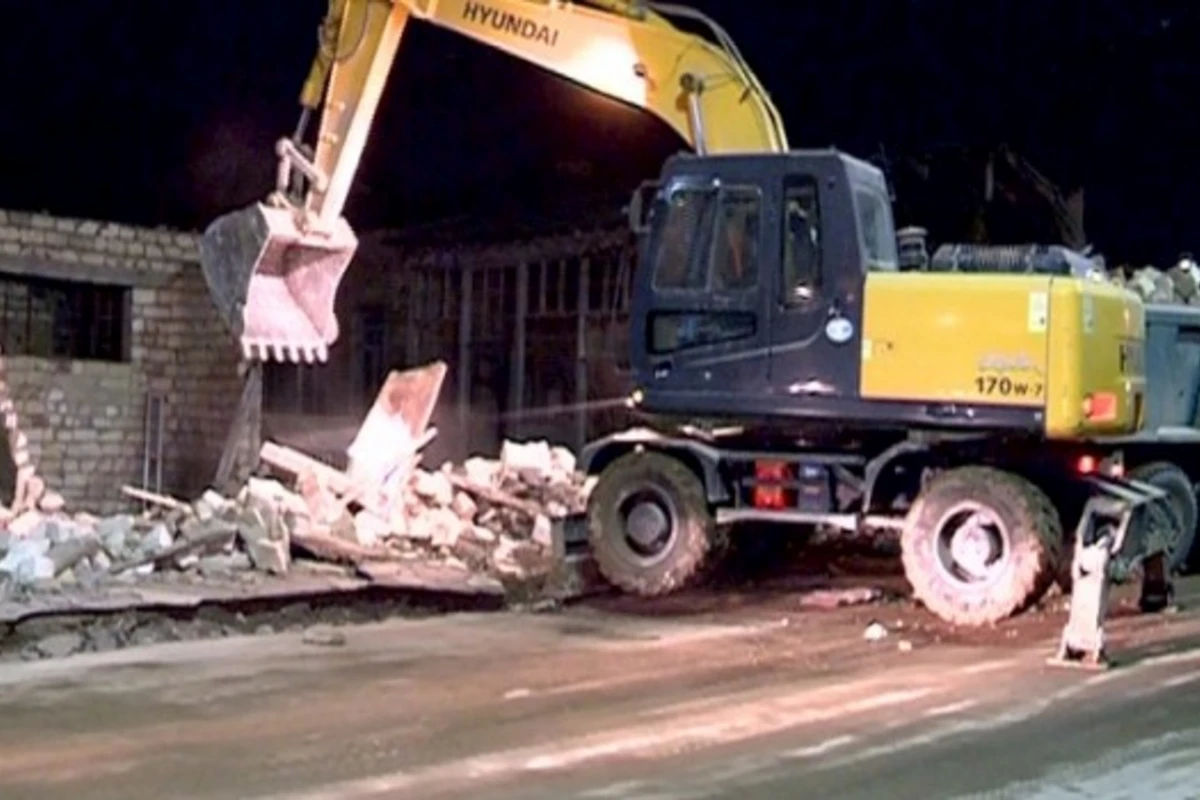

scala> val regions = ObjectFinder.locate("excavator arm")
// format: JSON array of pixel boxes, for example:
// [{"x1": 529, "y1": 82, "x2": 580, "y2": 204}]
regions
[{"x1": 199, "y1": 0, "x2": 788, "y2": 362}]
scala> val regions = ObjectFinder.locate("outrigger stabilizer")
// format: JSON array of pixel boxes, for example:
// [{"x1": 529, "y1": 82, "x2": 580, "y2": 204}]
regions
[{"x1": 1051, "y1": 475, "x2": 1175, "y2": 670}]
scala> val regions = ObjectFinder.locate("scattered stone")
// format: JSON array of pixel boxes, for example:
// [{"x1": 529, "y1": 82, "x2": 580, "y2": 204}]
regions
[
  {"x1": 412, "y1": 469, "x2": 454, "y2": 507},
  {"x1": 863, "y1": 621, "x2": 889, "y2": 642},
  {"x1": 352, "y1": 510, "x2": 389, "y2": 548},
  {"x1": 47, "y1": 534, "x2": 101, "y2": 577},
  {"x1": 86, "y1": 628, "x2": 122, "y2": 653},
  {"x1": 37, "y1": 632, "x2": 85, "y2": 659},
  {"x1": 38, "y1": 491, "x2": 66, "y2": 514},
  {"x1": 179, "y1": 517, "x2": 238, "y2": 554},
  {"x1": 530, "y1": 514, "x2": 554, "y2": 550},
  {"x1": 194, "y1": 489, "x2": 233, "y2": 521},
  {"x1": 242, "y1": 535, "x2": 290, "y2": 575},
  {"x1": 450, "y1": 492, "x2": 478, "y2": 521},
  {"x1": 301, "y1": 625, "x2": 347, "y2": 647},
  {"x1": 198, "y1": 552, "x2": 253, "y2": 577},
  {"x1": 97, "y1": 515, "x2": 135, "y2": 558},
  {"x1": 9, "y1": 511, "x2": 43, "y2": 539},
  {"x1": 797, "y1": 587, "x2": 883, "y2": 610},
  {"x1": 140, "y1": 523, "x2": 174, "y2": 556},
  {"x1": 0, "y1": 538, "x2": 54, "y2": 586}
]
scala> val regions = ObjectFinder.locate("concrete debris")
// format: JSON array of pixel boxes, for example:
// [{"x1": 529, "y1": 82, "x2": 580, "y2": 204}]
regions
[
  {"x1": 863, "y1": 621, "x2": 889, "y2": 642},
  {"x1": 0, "y1": 362, "x2": 586, "y2": 608},
  {"x1": 301, "y1": 625, "x2": 347, "y2": 647},
  {"x1": 0, "y1": 436, "x2": 587, "y2": 603},
  {"x1": 1109, "y1": 257, "x2": 1200, "y2": 305},
  {"x1": 797, "y1": 586, "x2": 884, "y2": 610}
]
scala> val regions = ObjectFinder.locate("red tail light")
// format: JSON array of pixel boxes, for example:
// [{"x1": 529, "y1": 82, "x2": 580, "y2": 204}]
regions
[{"x1": 753, "y1": 460, "x2": 789, "y2": 509}]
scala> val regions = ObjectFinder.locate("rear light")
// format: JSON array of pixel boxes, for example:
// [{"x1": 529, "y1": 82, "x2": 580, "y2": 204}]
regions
[
  {"x1": 1083, "y1": 391, "x2": 1118, "y2": 422},
  {"x1": 1075, "y1": 453, "x2": 1124, "y2": 476},
  {"x1": 753, "y1": 460, "x2": 789, "y2": 509}
]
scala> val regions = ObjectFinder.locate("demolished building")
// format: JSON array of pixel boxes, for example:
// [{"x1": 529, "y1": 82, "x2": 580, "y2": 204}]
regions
[{"x1": 0, "y1": 208, "x2": 251, "y2": 512}]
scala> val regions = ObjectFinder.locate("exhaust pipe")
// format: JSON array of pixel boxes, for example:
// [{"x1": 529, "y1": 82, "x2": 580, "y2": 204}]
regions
[{"x1": 199, "y1": 202, "x2": 357, "y2": 363}]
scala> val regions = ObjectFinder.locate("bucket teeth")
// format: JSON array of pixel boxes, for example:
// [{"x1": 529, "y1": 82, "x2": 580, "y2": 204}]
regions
[{"x1": 241, "y1": 339, "x2": 329, "y2": 364}]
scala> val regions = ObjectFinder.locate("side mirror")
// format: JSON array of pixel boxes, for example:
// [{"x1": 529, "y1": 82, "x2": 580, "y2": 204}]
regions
[{"x1": 626, "y1": 180, "x2": 660, "y2": 235}]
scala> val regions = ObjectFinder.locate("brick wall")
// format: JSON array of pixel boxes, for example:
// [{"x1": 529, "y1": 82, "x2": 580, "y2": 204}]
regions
[{"x1": 0, "y1": 209, "x2": 250, "y2": 513}]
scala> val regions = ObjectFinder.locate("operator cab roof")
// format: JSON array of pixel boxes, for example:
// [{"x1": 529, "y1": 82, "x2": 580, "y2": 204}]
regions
[{"x1": 662, "y1": 148, "x2": 889, "y2": 191}]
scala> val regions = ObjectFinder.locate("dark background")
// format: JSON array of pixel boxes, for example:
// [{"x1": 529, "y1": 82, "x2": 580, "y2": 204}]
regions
[{"x1": 1, "y1": 1, "x2": 1195, "y2": 263}]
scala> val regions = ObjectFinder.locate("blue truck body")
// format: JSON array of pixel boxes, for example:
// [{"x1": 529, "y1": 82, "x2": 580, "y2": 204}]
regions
[{"x1": 1144, "y1": 304, "x2": 1200, "y2": 431}]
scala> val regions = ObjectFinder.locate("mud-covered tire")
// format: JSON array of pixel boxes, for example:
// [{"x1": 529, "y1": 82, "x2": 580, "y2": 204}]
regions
[
  {"x1": 1129, "y1": 461, "x2": 1198, "y2": 573},
  {"x1": 586, "y1": 451, "x2": 724, "y2": 597},
  {"x1": 901, "y1": 466, "x2": 1062, "y2": 627}
]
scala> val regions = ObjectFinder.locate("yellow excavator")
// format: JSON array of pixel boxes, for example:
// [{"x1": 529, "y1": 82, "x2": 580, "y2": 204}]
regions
[
  {"x1": 201, "y1": 0, "x2": 1187, "y2": 667},
  {"x1": 199, "y1": 0, "x2": 787, "y2": 362}
]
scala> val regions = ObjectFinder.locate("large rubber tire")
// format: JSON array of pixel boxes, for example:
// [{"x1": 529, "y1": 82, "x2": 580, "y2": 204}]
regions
[
  {"x1": 587, "y1": 451, "x2": 724, "y2": 596},
  {"x1": 901, "y1": 466, "x2": 1062, "y2": 627},
  {"x1": 1129, "y1": 461, "x2": 1198, "y2": 573}
]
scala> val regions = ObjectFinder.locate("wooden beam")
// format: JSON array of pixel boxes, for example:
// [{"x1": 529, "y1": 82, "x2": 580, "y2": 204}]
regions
[{"x1": 213, "y1": 363, "x2": 263, "y2": 491}]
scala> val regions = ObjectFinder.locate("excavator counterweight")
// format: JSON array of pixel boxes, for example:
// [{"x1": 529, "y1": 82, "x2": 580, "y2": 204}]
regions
[{"x1": 201, "y1": 202, "x2": 356, "y2": 363}]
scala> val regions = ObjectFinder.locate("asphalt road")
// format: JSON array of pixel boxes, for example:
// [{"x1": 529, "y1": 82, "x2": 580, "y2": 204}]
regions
[{"x1": 2, "y1": 578, "x2": 1200, "y2": 800}]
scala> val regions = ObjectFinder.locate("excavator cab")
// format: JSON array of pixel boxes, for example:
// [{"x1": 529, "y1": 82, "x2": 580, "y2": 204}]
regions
[{"x1": 628, "y1": 150, "x2": 896, "y2": 423}]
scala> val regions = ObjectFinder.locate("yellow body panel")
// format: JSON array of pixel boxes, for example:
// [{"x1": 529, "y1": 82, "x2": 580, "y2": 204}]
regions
[{"x1": 860, "y1": 273, "x2": 1145, "y2": 439}]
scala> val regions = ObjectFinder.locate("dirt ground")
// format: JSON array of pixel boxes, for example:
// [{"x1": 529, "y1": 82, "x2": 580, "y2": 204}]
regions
[{"x1": 1, "y1": 534, "x2": 1198, "y2": 799}]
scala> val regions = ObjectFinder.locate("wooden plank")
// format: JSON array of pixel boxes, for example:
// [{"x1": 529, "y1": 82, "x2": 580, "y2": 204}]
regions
[
  {"x1": 121, "y1": 485, "x2": 187, "y2": 511},
  {"x1": 214, "y1": 363, "x2": 263, "y2": 491},
  {"x1": 259, "y1": 441, "x2": 359, "y2": 497},
  {"x1": 290, "y1": 528, "x2": 387, "y2": 565}
]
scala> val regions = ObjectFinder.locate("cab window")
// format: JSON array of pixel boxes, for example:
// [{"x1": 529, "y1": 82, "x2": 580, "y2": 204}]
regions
[
  {"x1": 854, "y1": 186, "x2": 899, "y2": 272},
  {"x1": 650, "y1": 188, "x2": 715, "y2": 291},
  {"x1": 782, "y1": 176, "x2": 822, "y2": 305},
  {"x1": 710, "y1": 187, "x2": 761, "y2": 292}
]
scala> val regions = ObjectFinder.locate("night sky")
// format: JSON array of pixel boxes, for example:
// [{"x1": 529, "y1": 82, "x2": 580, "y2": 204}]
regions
[{"x1": 2, "y1": 1, "x2": 1196, "y2": 264}]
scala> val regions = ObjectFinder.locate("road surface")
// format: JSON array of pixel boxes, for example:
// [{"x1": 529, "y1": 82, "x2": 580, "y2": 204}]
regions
[{"x1": 1, "y1": 578, "x2": 1200, "y2": 799}]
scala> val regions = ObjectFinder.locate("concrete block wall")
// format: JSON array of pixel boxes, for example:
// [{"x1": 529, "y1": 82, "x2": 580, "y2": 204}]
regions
[{"x1": 0, "y1": 209, "x2": 250, "y2": 513}]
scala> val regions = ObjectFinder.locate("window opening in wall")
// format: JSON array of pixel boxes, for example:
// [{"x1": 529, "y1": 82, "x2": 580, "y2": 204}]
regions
[{"x1": 0, "y1": 275, "x2": 129, "y2": 361}]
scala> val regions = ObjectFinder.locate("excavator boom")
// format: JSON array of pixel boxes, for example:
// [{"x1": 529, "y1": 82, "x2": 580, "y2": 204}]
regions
[{"x1": 199, "y1": 0, "x2": 788, "y2": 362}]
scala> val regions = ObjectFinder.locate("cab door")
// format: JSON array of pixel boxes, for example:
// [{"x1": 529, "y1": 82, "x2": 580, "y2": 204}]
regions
[
  {"x1": 768, "y1": 172, "x2": 863, "y2": 398},
  {"x1": 632, "y1": 178, "x2": 771, "y2": 401}
]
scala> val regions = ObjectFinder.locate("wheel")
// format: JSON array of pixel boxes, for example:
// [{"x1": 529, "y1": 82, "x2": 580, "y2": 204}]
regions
[
  {"x1": 901, "y1": 466, "x2": 1061, "y2": 626},
  {"x1": 586, "y1": 450, "x2": 725, "y2": 596},
  {"x1": 1129, "y1": 461, "x2": 1197, "y2": 573}
]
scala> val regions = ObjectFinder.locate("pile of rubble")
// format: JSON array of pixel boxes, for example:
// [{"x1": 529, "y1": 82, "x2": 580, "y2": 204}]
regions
[
  {"x1": 0, "y1": 359, "x2": 599, "y2": 607},
  {"x1": 0, "y1": 438, "x2": 589, "y2": 599},
  {"x1": 1109, "y1": 255, "x2": 1200, "y2": 305}
]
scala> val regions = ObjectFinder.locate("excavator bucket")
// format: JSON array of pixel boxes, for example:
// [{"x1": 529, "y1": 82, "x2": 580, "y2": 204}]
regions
[{"x1": 199, "y1": 203, "x2": 358, "y2": 363}]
